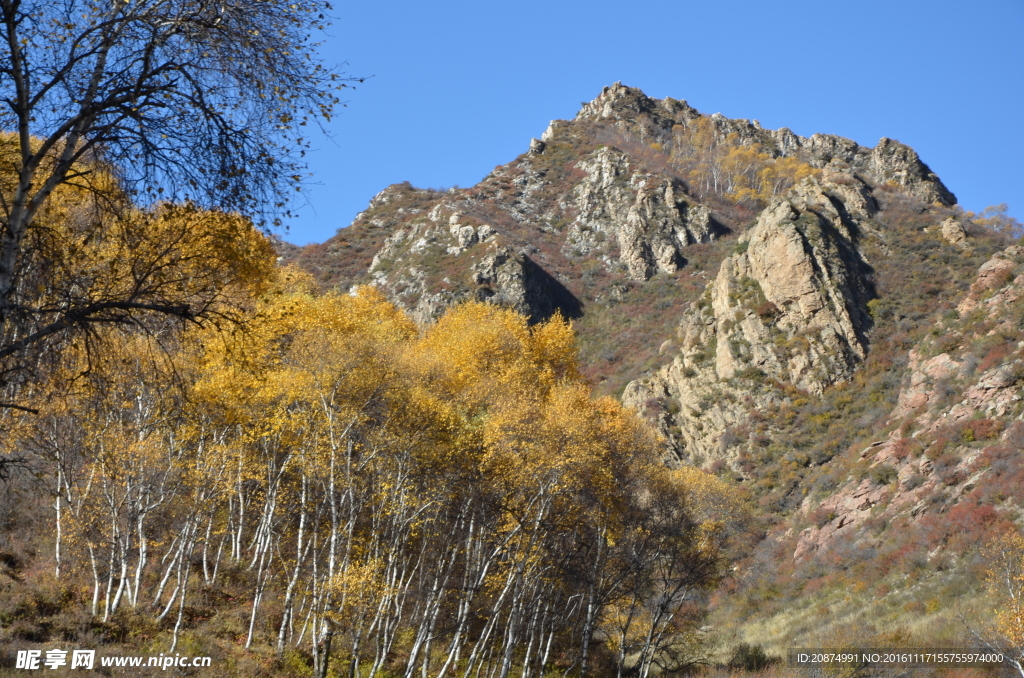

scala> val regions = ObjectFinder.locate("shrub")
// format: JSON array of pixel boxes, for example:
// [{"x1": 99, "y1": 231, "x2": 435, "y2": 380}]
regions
[
  {"x1": 870, "y1": 464, "x2": 898, "y2": 485},
  {"x1": 728, "y1": 643, "x2": 778, "y2": 672},
  {"x1": 977, "y1": 341, "x2": 1015, "y2": 373},
  {"x1": 734, "y1": 366, "x2": 766, "y2": 383},
  {"x1": 925, "y1": 437, "x2": 950, "y2": 460},
  {"x1": 754, "y1": 300, "x2": 780, "y2": 320},
  {"x1": 942, "y1": 469, "x2": 965, "y2": 486},
  {"x1": 961, "y1": 418, "x2": 1002, "y2": 442},
  {"x1": 890, "y1": 437, "x2": 916, "y2": 460},
  {"x1": 901, "y1": 473, "x2": 925, "y2": 491},
  {"x1": 810, "y1": 506, "x2": 838, "y2": 528}
]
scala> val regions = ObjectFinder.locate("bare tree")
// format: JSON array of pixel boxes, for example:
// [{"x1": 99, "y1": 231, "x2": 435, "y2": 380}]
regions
[{"x1": 0, "y1": 0, "x2": 356, "y2": 408}]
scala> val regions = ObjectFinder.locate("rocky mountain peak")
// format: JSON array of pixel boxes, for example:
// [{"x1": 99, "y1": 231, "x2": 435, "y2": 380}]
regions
[
  {"x1": 566, "y1": 84, "x2": 956, "y2": 210},
  {"x1": 283, "y1": 84, "x2": 995, "y2": 466},
  {"x1": 574, "y1": 81, "x2": 701, "y2": 126},
  {"x1": 278, "y1": 86, "x2": 1024, "y2": 645}
]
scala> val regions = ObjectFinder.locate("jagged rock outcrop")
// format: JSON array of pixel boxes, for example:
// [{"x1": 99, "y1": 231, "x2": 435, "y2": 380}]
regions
[
  {"x1": 939, "y1": 216, "x2": 968, "y2": 246},
  {"x1": 364, "y1": 205, "x2": 581, "y2": 324},
  {"x1": 575, "y1": 82, "x2": 702, "y2": 128},
  {"x1": 624, "y1": 175, "x2": 875, "y2": 462},
  {"x1": 867, "y1": 138, "x2": 956, "y2": 205},
  {"x1": 739, "y1": 177, "x2": 873, "y2": 384},
  {"x1": 569, "y1": 82, "x2": 955, "y2": 207},
  {"x1": 793, "y1": 134, "x2": 956, "y2": 206},
  {"x1": 470, "y1": 246, "x2": 582, "y2": 323},
  {"x1": 571, "y1": 147, "x2": 714, "y2": 280}
]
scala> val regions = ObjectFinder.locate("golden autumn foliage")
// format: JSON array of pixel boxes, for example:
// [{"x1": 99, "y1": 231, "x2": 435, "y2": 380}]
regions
[
  {"x1": 963, "y1": 203, "x2": 1024, "y2": 239},
  {"x1": 4, "y1": 284, "x2": 731, "y2": 678},
  {"x1": 667, "y1": 118, "x2": 819, "y2": 205},
  {"x1": 0, "y1": 134, "x2": 277, "y2": 412},
  {"x1": 987, "y1": 533, "x2": 1024, "y2": 652},
  {"x1": 0, "y1": 0, "x2": 348, "y2": 411}
]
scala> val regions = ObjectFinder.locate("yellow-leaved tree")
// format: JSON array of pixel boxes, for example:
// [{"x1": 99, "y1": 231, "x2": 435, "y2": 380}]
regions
[
  {"x1": 667, "y1": 118, "x2": 819, "y2": 205},
  {"x1": 11, "y1": 281, "x2": 733, "y2": 678},
  {"x1": 0, "y1": 136, "x2": 277, "y2": 420},
  {"x1": 976, "y1": 533, "x2": 1024, "y2": 677}
]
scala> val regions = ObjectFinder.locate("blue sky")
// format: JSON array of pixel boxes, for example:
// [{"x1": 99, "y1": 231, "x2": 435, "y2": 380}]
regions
[{"x1": 281, "y1": 0, "x2": 1023, "y2": 245}]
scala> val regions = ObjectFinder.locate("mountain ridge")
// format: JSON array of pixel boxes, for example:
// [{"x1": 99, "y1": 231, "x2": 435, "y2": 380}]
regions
[
  {"x1": 280, "y1": 82, "x2": 965, "y2": 403},
  {"x1": 282, "y1": 83, "x2": 1023, "y2": 650}
]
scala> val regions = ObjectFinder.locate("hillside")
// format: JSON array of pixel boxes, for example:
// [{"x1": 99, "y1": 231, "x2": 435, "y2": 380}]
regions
[
  {"x1": 281, "y1": 83, "x2": 962, "y2": 397},
  {"x1": 284, "y1": 83, "x2": 1024, "y2": 656},
  {"x1": 2, "y1": 83, "x2": 1021, "y2": 677}
]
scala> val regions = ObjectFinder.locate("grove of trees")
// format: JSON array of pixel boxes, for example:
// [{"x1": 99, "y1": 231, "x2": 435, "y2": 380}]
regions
[{"x1": 3, "y1": 270, "x2": 734, "y2": 676}]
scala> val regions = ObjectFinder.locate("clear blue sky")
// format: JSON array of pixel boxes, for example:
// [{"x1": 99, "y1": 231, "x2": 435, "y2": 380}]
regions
[{"x1": 281, "y1": 0, "x2": 1023, "y2": 246}]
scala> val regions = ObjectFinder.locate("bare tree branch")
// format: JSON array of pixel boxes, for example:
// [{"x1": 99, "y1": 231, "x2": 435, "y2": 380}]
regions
[{"x1": 0, "y1": 0, "x2": 354, "y2": 407}]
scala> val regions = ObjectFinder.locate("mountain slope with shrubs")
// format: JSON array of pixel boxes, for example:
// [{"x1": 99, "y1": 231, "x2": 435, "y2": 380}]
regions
[
  {"x1": 284, "y1": 83, "x2": 1024, "y2": 660},
  {"x1": 2, "y1": 83, "x2": 1022, "y2": 676}
]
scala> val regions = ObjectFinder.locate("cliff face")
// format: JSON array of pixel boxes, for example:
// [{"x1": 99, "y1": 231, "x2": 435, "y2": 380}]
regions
[
  {"x1": 285, "y1": 83, "x2": 1022, "y2": 645},
  {"x1": 284, "y1": 82, "x2": 959, "y2": 397},
  {"x1": 570, "y1": 146, "x2": 715, "y2": 281},
  {"x1": 622, "y1": 172, "x2": 877, "y2": 462}
]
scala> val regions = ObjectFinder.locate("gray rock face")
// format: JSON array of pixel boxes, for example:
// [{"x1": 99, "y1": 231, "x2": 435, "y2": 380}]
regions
[
  {"x1": 692, "y1": 176, "x2": 873, "y2": 391},
  {"x1": 868, "y1": 138, "x2": 955, "y2": 205},
  {"x1": 739, "y1": 179, "x2": 871, "y2": 387},
  {"x1": 575, "y1": 81, "x2": 702, "y2": 128},
  {"x1": 572, "y1": 147, "x2": 714, "y2": 280},
  {"x1": 624, "y1": 176, "x2": 875, "y2": 462},
  {"x1": 455, "y1": 225, "x2": 478, "y2": 249},
  {"x1": 940, "y1": 216, "x2": 968, "y2": 246},
  {"x1": 472, "y1": 247, "x2": 582, "y2": 324}
]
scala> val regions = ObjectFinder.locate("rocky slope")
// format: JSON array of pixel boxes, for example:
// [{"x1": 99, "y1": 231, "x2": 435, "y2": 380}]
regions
[
  {"x1": 285, "y1": 83, "x2": 1023, "y2": 648},
  {"x1": 716, "y1": 243, "x2": 1024, "y2": 650},
  {"x1": 796, "y1": 243, "x2": 1024, "y2": 561},
  {"x1": 285, "y1": 83, "x2": 958, "y2": 397}
]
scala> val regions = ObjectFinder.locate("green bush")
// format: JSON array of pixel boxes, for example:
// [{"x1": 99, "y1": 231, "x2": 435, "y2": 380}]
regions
[
  {"x1": 728, "y1": 643, "x2": 778, "y2": 672},
  {"x1": 870, "y1": 464, "x2": 898, "y2": 485}
]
